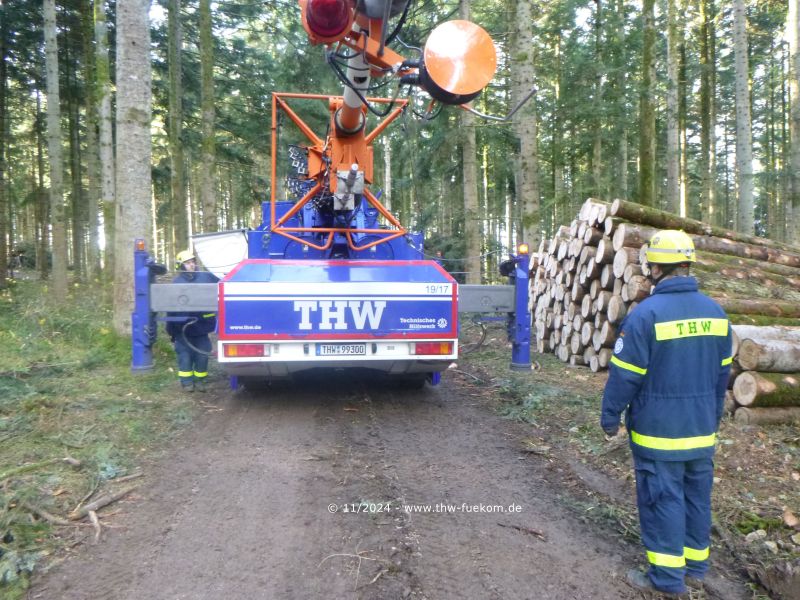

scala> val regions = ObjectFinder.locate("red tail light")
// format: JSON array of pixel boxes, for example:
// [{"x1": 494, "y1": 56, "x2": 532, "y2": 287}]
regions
[
  {"x1": 305, "y1": 0, "x2": 352, "y2": 38},
  {"x1": 412, "y1": 342, "x2": 454, "y2": 355},
  {"x1": 223, "y1": 344, "x2": 269, "y2": 358}
]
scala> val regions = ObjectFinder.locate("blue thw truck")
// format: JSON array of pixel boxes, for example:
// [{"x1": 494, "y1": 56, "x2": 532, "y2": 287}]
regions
[{"x1": 131, "y1": 0, "x2": 531, "y2": 385}]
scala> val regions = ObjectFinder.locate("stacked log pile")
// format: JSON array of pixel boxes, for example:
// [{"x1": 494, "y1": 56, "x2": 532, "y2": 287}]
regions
[
  {"x1": 728, "y1": 326, "x2": 800, "y2": 425},
  {"x1": 530, "y1": 198, "x2": 800, "y2": 376}
]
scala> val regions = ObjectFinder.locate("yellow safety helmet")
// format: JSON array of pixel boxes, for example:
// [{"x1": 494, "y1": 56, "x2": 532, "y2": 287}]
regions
[
  {"x1": 175, "y1": 250, "x2": 195, "y2": 268},
  {"x1": 645, "y1": 230, "x2": 696, "y2": 264}
]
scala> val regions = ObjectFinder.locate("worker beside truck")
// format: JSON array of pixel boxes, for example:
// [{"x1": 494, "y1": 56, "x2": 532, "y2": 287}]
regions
[
  {"x1": 600, "y1": 230, "x2": 733, "y2": 597},
  {"x1": 167, "y1": 250, "x2": 219, "y2": 392}
]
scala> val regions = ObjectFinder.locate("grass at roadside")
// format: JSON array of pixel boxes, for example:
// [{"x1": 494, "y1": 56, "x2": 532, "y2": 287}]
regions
[{"x1": 0, "y1": 277, "x2": 196, "y2": 598}]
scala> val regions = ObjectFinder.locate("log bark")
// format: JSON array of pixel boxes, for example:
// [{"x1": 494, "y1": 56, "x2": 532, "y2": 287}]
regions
[
  {"x1": 737, "y1": 339, "x2": 800, "y2": 372},
  {"x1": 715, "y1": 298, "x2": 800, "y2": 319},
  {"x1": 732, "y1": 371, "x2": 800, "y2": 407},
  {"x1": 693, "y1": 271, "x2": 800, "y2": 304},
  {"x1": 612, "y1": 222, "x2": 659, "y2": 251},
  {"x1": 692, "y1": 235, "x2": 800, "y2": 269},
  {"x1": 695, "y1": 256, "x2": 800, "y2": 288},
  {"x1": 734, "y1": 406, "x2": 800, "y2": 425},
  {"x1": 732, "y1": 325, "x2": 800, "y2": 345},
  {"x1": 610, "y1": 198, "x2": 800, "y2": 256}
]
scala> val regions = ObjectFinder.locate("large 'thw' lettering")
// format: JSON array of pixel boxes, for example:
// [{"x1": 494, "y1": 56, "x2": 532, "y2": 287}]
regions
[{"x1": 294, "y1": 300, "x2": 387, "y2": 330}]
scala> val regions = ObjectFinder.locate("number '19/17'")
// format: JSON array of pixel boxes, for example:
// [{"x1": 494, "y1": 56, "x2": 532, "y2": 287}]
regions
[{"x1": 426, "y1": 285, "x2": 449, "y2": 294}]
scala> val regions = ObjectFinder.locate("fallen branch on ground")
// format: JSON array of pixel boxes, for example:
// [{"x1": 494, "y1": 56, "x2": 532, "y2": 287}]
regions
[
  {"x1": 0, "y1": 457, "x2": 81, "y2": 482},
  {"x1": 69, "y1": 485, "x2": 139, "y2": 521},
  {"x1": 19, "y1": 500, "x2": 84, "y2": 527},
  {"x1": 497, "y1": 522, "x2": 547, "y2": 540},
  {"x1": 88, "y1": 510, "x2": 101, "y2": 543}
]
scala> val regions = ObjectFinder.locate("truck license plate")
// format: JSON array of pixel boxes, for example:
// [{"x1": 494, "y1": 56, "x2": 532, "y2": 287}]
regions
[{"x1": 316, "y1": 343, "x2": 367, "y2": 356}]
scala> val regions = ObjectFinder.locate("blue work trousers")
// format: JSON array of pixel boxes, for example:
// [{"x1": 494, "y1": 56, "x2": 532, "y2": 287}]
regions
[
  {"x1": 174, "y1": 335, "x2": 211, "y2": 387},
  {"x1": 634, "y1": 456, "x2": 714, "y2": 594}
]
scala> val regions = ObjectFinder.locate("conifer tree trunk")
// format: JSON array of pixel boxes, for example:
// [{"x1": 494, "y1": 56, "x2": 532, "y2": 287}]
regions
[
  {"x1": 788, "y1": 0, "x2": 800, "y2": 243},
  {"x1": 44, "y1": 0, "x2": 68, "y2": 297},
  {"x1": 461, "y1": 0, "x2": 481, "y2": 283},
  {"x1": 168, "y1": 0, "x2": 187, "y2": 253},
  {"x1": 35, "y1": 92, "x2": 49, "y2": 279},
  {"x1": 614, "y1": 0, "x2": 627, "y2": 201},
  {"x1": 0, "y1": 0, "x2": 8, "y2": 287},
  {"x1": 112, "y1": 0, "x2": 152, "y2": 334},
  {"x1": 679, "y1": 37, "x2": 688, "y2": 217},
  {"x1": 708, "y1": 1, "x2": 718, "y2": 225},
  {"x1": 513, "y1": 0, "x2": 540, "y2": 248},
  {"x1": 699, "y1": 0, "x2": 712, "y2": 223},
  {"x1": 591, "y1": 0, "x2": 603, "y2": 199},
  {"x1": 198, "y1": 0, "x2": 216, "y2": 233},
  {"x1": 95, "y1": 0, "x2": 115, "y2": 273},
  {"x1": 733, "y1": 0, "x2": 754, "y2": 234},
  {"x1": 66, "y1": 37, "x2": 85, "y2": 280},
  {"x1": 82, "y1": 0, "x2": 101, "y2": 277},
  {"x1": 638, "y1": 0, "x2": 656, "y2": 206},
  {"x1": 665, "y1": 0, "x2": 680, "y2": 213},
  {"x1": 552, "y1": 31, "x2": 565, "y2": 226}
]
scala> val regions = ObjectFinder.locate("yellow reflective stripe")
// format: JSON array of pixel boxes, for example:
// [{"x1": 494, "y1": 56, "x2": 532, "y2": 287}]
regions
[
  {"x1": 684, "y1": 546, "x2": 710, "y2": 562},
  {"x1": 654, "y1": 318, "x2": 728, "y2": 341},
  {"x1": 194, "y1": 371, "x2": 208, "y2": 378},
  {"x1": 721, "y1": 356, "x2": 733, "y2": 366},
  {"x1": 647, "y1": 551, "x2": 685, "y2": 568},
  {"x1": 610, "y1": 355, "x2": 647, "y2": 375},
  {"x1": 631, "y1": 430, "x2": 716, "y2": 451},
  {"x1": 178, "y1": 371, "x2": 194, "y2": 377},
  {"x1": 202, "y1": 313, "x2": 215, "y2": 318}
]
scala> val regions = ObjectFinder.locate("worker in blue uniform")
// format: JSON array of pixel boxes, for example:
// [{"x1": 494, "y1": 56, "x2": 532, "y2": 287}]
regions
[
  {"x1": 167, "y1": 250, "x2": 219, "y2": 392},
  {"x1": 600, "y1": 230, "x2": 732, "y2": 597}
]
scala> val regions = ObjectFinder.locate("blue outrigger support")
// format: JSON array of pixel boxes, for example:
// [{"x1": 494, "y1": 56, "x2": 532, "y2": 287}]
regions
[
  {"x1": 131, "y1": 240, "x2": 532, "y2": 373},
  {"x1": 132, "y1": 239, "x2": 166, "y2": 371},
  {"x1": 510, "y1": 252, "x2": 532, "y2": 370}
]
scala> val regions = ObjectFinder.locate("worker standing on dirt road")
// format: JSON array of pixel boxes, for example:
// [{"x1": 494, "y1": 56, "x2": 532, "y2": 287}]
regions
[
  {"x1": 167, "y1": 250, "x2": 219, "y2": 393},
  {"x1": 600, "y1": 230, "x2": 732, "y2": 597}
]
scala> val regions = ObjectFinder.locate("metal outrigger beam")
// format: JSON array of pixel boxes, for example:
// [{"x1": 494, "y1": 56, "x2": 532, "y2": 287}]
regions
[{"x1": 131, "y1": 241, "x2": 531, "y2": 372}]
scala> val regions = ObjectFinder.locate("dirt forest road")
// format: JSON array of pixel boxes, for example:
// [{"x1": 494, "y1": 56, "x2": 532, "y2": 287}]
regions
[{"x1": 33, "y1": 373, "x2": 743, "y2": 600}]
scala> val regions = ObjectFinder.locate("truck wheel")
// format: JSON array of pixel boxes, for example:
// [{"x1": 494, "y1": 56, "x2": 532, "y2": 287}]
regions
[
  {"x1": 391, "y1": 374, "x2": 427, "y2": 390},
  {"x1": 239, "y1": 376, "x2": 269, "y2": 392}
]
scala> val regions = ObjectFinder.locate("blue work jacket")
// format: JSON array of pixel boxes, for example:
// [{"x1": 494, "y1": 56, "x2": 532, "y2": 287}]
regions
[
  {"x1": 601, "y1": 276, "x2": 732, "y2": 461},
  {"x1": 166, "y1": 270, "x2": 219, "y2": 339}
]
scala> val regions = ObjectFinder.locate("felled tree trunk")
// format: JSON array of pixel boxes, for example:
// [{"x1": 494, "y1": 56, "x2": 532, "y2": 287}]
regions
[
  {"x1": 609, "y1": 198, "x2": 800, "y2": 255},
  {"x1": 734, "y1": 406, "x2": 800, "y2": 425},
  {"x1": 732, "y1": 371, "x2": 800, "y2": 407},
  {"x1": 737, "y1": 339, "x2": 800, "y2": 372},
  {"x1": 716, "y1": 298, "x2": 800, "y2": 319}
]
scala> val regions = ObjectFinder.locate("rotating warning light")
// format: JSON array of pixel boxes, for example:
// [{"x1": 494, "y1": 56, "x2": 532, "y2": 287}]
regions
[
  {"x1": 517, "y1": 243, "x2": 529, "y2": 255},
  {"x1": 419, "y1": 20, "x2": 497, "y2": 105},
  {"x1": 302, "y1": 0, "x2": 354, "y2": 44}
]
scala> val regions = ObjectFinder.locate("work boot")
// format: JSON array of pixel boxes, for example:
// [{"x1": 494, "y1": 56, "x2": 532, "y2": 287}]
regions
[
  {"x1": 194, "y1": 379, "x2": 207, "y2": 393},
  {"x1": 685, "y1": 576, "x2": 704, "y2": 591},
  {"x1": 181, "y1": 383, "x2": 194, "y2": 393},
  {"x1": 626, "y1": 569, "x2": 687, "y2": 598}
]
